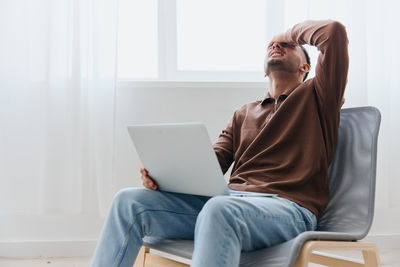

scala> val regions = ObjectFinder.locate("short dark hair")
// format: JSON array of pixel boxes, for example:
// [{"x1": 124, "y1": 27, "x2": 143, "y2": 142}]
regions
[{"x1": 300, "y1": 45, "x2": 310, "y2": 81}]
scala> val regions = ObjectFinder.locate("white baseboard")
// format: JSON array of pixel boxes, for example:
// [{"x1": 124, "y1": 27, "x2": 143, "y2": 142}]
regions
[
  {"x1": 1, "y1": 234, "x2": 399, "y2": 258},
  {"x1": 363, "y1": 234, "x2": 400, "y2": 249},
  {"x1": 0, "y1": 240, "x2": 97, "y2": 258}
]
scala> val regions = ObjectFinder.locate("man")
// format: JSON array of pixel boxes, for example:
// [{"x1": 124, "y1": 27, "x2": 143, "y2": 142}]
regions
[{"x1": 91, "y1": 20, "x2": 348, "y2": 267}]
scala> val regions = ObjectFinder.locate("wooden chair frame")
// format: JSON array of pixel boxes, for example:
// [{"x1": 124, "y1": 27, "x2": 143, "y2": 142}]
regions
[
  {"x1": 294, "y1": 241, "x2": 381, "y2": 267},
  {"x1": 134, "y1": 240, "x2": 381, "y2": 267}
]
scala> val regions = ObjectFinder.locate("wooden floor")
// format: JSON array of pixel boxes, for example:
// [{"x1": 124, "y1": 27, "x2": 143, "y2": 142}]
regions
[{"x1": 0, "y1": 248, "x2": 399, "y2": 267}]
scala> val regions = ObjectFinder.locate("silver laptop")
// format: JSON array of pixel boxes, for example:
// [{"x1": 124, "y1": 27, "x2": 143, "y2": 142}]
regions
[{"x1": 127, "y1": 122, "x2": 230, "y2": 196}]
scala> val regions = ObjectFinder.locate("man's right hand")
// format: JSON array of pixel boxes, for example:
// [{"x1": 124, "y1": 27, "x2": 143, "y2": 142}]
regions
[{"x1": 140, "y1": 166, "x2": 158, "y2": 190}]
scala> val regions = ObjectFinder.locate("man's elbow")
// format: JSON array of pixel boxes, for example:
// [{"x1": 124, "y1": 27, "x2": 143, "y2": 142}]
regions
[{"x1": 326, "y1": 20, "x2": 348, "y2": 43}]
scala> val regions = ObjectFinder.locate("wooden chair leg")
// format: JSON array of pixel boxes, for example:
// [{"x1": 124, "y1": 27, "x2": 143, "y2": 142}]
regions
[
  {"x1": 133, "y1": 246, "x2": 149, "y2": 267},
  {"x1": 293, "y1": 241, "x2": 381, "y2": 267},
  {"x1": 362, "y1": 244, "x2": 381, "y2": 267},
  {"x1": 293, "y1": 241, "x2": 314, "y2": 267},
  {"x1": 134, "y1": 246, "x2": 189, "y2": 267}
]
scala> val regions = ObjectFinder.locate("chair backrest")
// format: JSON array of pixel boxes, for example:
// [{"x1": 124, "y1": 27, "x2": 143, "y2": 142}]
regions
[{"x1": 317, "y1": 107, "x2": 381, "y2": 239}]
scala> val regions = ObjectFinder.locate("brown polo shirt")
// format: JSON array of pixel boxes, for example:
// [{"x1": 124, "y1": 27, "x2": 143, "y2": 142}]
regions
[{"x1": 213, "y1": 20, "x2": 349, "y2": 218}]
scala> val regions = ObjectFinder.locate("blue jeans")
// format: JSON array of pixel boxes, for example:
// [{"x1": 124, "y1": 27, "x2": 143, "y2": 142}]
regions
[{"x1": 90, "y1": 188, "x2": 317, "y2": 267}]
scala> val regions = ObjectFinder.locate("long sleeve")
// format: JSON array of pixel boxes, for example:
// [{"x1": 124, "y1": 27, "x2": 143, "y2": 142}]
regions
[
  {"x1": 213, "y1": 113, "x2": 235, "y2": 175},
  {"x1": 285, "y1": 20, "x2": 349, "y2": 113}
]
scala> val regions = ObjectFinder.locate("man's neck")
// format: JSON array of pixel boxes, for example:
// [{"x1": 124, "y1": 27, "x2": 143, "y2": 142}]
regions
[{"x1": 268, "y1": 73, "x2": 302, "y2": 99}]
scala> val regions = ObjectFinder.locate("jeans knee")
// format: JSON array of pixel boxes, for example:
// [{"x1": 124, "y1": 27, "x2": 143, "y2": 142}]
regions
[
  {"x1": 113, "y1": 187, "x2": 135, "y2": 204},
  {"x1": 195, "y1": 196, "x2": 244, "y2": 245},
  {"x1": 197, "y1": 196, "x2": 237, "y2": 224},
  {"x1": 112, "y1": 187, "x2": 149, "y2": 210}
]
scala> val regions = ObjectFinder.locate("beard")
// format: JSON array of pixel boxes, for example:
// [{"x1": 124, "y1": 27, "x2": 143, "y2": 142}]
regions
[{"x1": 264, "y1": 57, "x2": 298, "y2": 76}]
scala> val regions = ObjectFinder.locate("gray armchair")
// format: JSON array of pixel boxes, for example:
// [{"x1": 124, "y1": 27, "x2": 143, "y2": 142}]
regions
[{"x1": 135, "y1": 106, "x2": 382, "y2": 267}]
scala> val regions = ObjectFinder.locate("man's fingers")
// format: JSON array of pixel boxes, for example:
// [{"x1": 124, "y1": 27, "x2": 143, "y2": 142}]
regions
[
  {"x1": 143, "y1": 178, "x2": 151, "y2": 187},
  {"x1": 140, "y1": 167, "x2": 148, "y2": 177},
  {"x1": 141, "y1": 174, "x2": 151, "y2": 183},
  {"x1": 144, "y1": 181, "x2": 157, "y2": 190},
  {"x1": 142, "y1": 175, "x2": 158, "y2": 190},
  {"x1": 139, "y1": 166, "x2": 157, "y2": 190},
  {"x1": 149, "y1": 182, "x2": 157, "y2": 190}
]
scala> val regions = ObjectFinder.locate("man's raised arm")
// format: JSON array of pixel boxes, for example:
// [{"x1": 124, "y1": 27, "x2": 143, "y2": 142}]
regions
[{"x1": 281, "y1": 20, "x2": 349, "y2": 111}]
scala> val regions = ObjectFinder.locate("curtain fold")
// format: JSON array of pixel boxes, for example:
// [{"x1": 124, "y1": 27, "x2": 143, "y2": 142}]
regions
[{"x1": 0, "y1": 0, "x2": 117, "y2": 217}]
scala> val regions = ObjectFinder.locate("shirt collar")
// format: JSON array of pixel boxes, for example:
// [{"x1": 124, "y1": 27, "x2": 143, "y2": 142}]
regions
[{"x1": 260, "y1": 83, "x2": 300, "y2": 106}]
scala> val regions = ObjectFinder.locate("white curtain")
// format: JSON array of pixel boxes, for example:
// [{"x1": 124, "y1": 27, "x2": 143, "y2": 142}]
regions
[{"x1": 0, "y1": 0, "x2": 117, "y2": 223}]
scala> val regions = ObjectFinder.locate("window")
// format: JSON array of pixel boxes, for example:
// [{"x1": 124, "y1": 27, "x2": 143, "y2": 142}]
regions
[
  {"x1": 118, "y1": 0, "x2": 308, "y2": 82},
  {"x1": 176, "y1": 0, "x2": 266, "y2": 72},
  {"x1": 118, "y1": 0, "x2": 158, "y2": 79}
]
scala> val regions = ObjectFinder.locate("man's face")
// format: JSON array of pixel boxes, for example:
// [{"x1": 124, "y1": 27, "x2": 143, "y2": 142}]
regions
[{"x1": 264, "y1": 42, "x2": 306, "y2": 77}]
